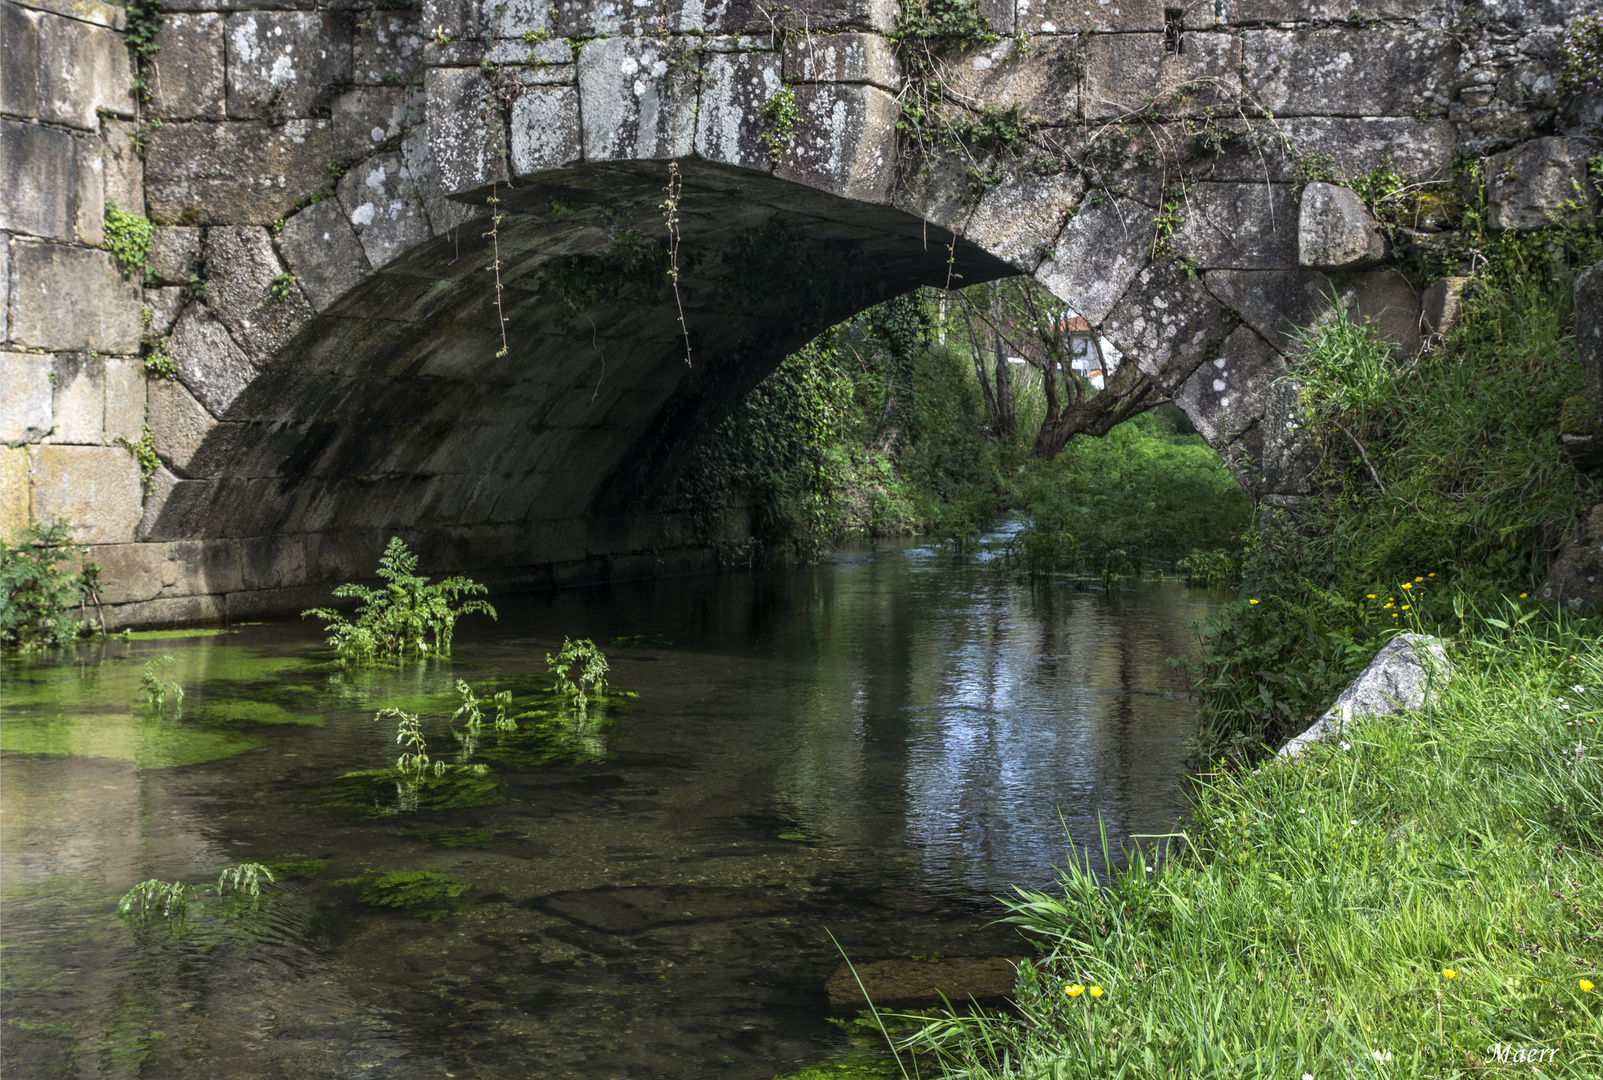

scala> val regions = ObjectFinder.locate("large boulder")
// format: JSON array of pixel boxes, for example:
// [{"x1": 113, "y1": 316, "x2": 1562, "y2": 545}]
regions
[
  {"x1": 1486, "y1": 136, "x2": 1599, "y2": 231},
  {"x1": 1281, "y1": 633, "x2": 1451, "y2": 758}
]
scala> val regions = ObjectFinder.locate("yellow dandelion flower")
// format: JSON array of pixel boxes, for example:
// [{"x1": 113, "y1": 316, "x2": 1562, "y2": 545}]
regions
[
  {"x1": 1402, "y1": 583, "x2": 1413, "y2": 590},
  {"x1": 1249, "y1": 599, "x2": 1260, "y2": 605},
  {"x1": 1401, "y1": 605, "x2": 1410, "y2": 611},
  {"x1": 1414, "y1": 576, "x2": 1424, "y2": 582},
  {"x1": 1066, "y1": 984, "x2": 1084, "y2": 998},
  {"x1": 1582, "y1": 979, "x2": 1594, "y2": 993},
  {"x1": 1089, "y1": 986, "x2": 1104, "y2": 998},
  {"x1": 1384, "y1": 603, "x2": 1394, "y2": 609},
  {"x1": 1520, "y1": 592, "x2": 1528, "y2": 598},
  {"x1": 1443, "y1": 969, "x2": 1456, "y2": 980},
  {"x1": 1392, "y1": 613, "x2": 1399, "y2": 618},
  {"x1": 1428, "y1": 572, "x2": 1436, "y2": 577},
  {"x1": 1367, "y1": 594, "x2": 1376, "y2": 599}
]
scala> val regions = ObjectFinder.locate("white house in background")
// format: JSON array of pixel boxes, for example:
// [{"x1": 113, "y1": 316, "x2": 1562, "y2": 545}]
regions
[{"x1": 1060, "y1": 315, "x2": 1122, "y2": 390}]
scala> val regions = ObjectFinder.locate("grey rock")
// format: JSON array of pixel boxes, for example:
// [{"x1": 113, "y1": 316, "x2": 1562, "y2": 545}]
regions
[
  {"x1": 576, "y1": 37, "x2": 700, "y2": 164},
  {"x1": 1420, "y1": 275, "x2": 1469, "y2": 339},
  {"x1": 145, "y1": 120, "x2": 334, "y2": 225},
  {"x1": 965, "y1": 171, "x2": 1084, "y2": 273},
  {"x1": 1171, "y1": 183, "x2": 1299, "y2": 271},
  {"x1": 1299, "y1": 182, "x2": 1385, "y2": 269},
  {"x1": 1487, "y1": 136, "x2": 1598, "y2": 231},
  {"x1": 167, "y1": 303, "x2": 255, "y2": 416},
  {"x1": 1578, "y1": 261, "x2": 1602, "y2": 408},
  {"x1": 783, "y1": 32, "x2": 900, "y2": 91},
  {"x1": 36, "y1": 11, "x2": 132, "y2": 130},
  {"x1": 1082, "y1": 30, "x2": 1240, "y2": 121},
  {"x1": 149, "y1": 12, "x2": 225, "y2": 120},
  {"x1": 1204, "y1": 269, "x2": 1334, "y2": 354},
  {"x1": 1538, "y1": 504, "x2": 1603, "y2": 611},
  {"x1": 0, "y1": 119, "x2": 81, "y2": 242},
  {"x1": 144, "y1": 287, "x2": 186, "y2": 336},
  {"x1": 510, "y1": 86, "x2": 584, "y2": 175},
  {"x1": 1036, "y1": 195, "x2": 1151, "y2": 325},
  {"x1": 72, "y1": 132, "x2": 102, "y2": 246},
  {"x1": 134, "y1": 465, "x2": 180, "y2": 542},
  {"x1": 51, "y1": 352, "x2": 105, "y2": 444},
  {"x1": 103, "y1": 355, "x2": 144, "y2": 444},
  {"x1": 1244, "y1": 27, "x2": 1455, "y2": 118},
  {"x1": 424, "y1": 67, "x2": 508, "y2": 196},
  {"x1": 276, "y1": 199, "x2": 372, "y2": 313},
  {"x1": 1560, "y1": 90, "x2": 1603, "y2": 140},
  {"x1": 8, "y1": 241, "x2": 142, "y2": 352},
  {"x1": 1019, "y1": 0, "x2": 1164, "y2": 32},
  {"x1": 1334, "y1": 268, "x2": 1421, "y2": 357},
  {"x1": 149, "y1": 227, "x2": 203, "y2": 285},
  {"x1": 224, "y1": 12, "x2": 350, "y2": 120},
  {"x1": 100, "y1": 120, "x2": 144, "y2": 217},
  {"x1": 775, "y1": 83, "x2": 900, "y2": 205},
  {"x1": 0, "y1": 351, "x2": 54, "y2": 442},
  {"x1": 147, "y1": 375, "x2": 218, "y2": 476},
  {"x1": 938, "y1": 37, "x2": 1078, "y2": 125},
  {"x1": 1280, "y1": 634, "x2": 1451, "y2": 758},
  {"x1": 337, "y1": 152, "x2": 430, "y2": 268},
  {"x1": 29, "y1": 444, "x2": 144, "y2": 544},
  {"x1": 331, "y1": 86, "x2": 416, "y2": 164},
  {"x1": 352, "y1": 12, "x2": 425, "y2": 86},
  {"x1": 1172, "y1": 325, "x2": 1286, "y2": 446},
  {"x1": 401, "y1": 127, "x2": 486, "y2": 238},
  {"x1": 1260, "y1": 379, "x2": 1312, "y2": 496},
  {"x1": 695, "y1": 51, "x2": 783, "y2": 173},
  {"x1": 16, "y1": 0, "x2": 127, "y2": 28},
  {"x1": 1, "y1": 3, "x2": 39, "y2": 119},
  {"x1": 1104, "y1": 263, "x2": 1231, "y2": 394},
  {"x1": 203, "y1": 225, "x2": 313, "y2": 362}
]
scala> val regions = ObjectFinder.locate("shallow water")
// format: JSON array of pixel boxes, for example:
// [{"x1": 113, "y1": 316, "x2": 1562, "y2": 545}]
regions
[{"x1": 1, "y1": 532, "x2": 1219, "y2": 1079}]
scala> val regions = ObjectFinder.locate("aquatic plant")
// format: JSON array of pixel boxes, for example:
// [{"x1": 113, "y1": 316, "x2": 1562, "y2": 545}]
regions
[
  {"x1": 357, "y1": 869, "x2": 471, "y2": 920},
  {"x1": 215, "y1": 862, "x2": 275, "y2": 899},
  {"x1": 382, "y1": 707, "x2": 444, "y2": 779},
  {"x1": 547, "y1": 637, "x2": 609, "y2": 718},
  {"x1": 116, "y1": 879, "x2": 191, "y2": 925},
  {"x1": 301, "y1": 537, "x2": 496, "y2": 665},
  {"x1": 1, "y1": 519, "x2": 102, "y2": 650},
  {"x1": 138, "y1": 656, "x2": 183, "y2": 712}
]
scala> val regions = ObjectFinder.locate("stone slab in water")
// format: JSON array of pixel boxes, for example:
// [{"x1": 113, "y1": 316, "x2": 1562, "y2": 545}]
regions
[{"x1": 825, "y1": 956, "x2": 1026, "y2": 1008}]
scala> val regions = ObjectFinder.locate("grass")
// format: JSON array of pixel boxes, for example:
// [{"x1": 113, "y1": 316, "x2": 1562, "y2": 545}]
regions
[{"x1": 901, "y1": 606, "x2": 1603, "y2": 1077}]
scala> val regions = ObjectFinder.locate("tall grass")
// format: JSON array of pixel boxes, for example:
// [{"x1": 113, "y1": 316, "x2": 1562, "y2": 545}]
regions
[{"x1": 905, "y1": 606, "x2": 1603, "y2": 1077}]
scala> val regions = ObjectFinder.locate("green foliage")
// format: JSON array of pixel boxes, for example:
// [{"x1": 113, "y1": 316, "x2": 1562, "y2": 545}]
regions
[
  {"x1": 1012, "y1": 410, "x2": 1252, "y2": 580},
  {"x1": 1, "y1": 520, "x2": 97, "y2": 650},
  {"x1": 215, "y1": 862, "x2": 275, "y2": 899},
  {"x1": 116, "y1": 879, "x2": 190, "y2": 925},
  {"x1": 103, "y1": 203, "x2": 154, "y2": 279},
  {"x1": 358, "y1": 869, "x2": 470, "y2": 919},
  {"x1": 261, "y1": 857, "x2": 326, "y2": 879},
  {"x1": 890, "y1": 0, "x2": 999, "y2": 74},
  {"x1": 546, "y1": 637, "x2": 609, "y2": 718},
  {"x1": 301, "y1": 536, "x2": 496, "y2": 664},
  {"x1": 122, "y1": 0, "x2": 164, "y2": 102},
  {"x1": 139, "y1": 655, "x2": 183, "y2": 712},
  {"x1": 115, "y1": 423, "x2": 161, "y2": 491},
  {"x1": 758, "y1": 84, "x2": 800, "y2": 164},
  {"x1": 904, "y1": 612, "x2": 1603, "y2": 1076},
  {"x1": 262, "y1": 272, "x2": 298, "y2": 305},
  {"x1": 404, "y1": 826, "x2": 494, "y2": 849}
]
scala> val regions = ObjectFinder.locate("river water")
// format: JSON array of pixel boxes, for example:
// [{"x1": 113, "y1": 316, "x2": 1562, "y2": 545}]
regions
[{"x1": 1, "y1": 531, "x2": 1219, "y2": 1079}]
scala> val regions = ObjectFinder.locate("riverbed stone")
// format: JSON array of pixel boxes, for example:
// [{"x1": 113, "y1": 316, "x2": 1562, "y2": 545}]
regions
[
  {"x1": 202, "y1": 225, "x2": 313, "y2": 363},
  {"x1": 51, "y1": 352, "x2": 104, "y2": 445},
  {"x1": 1538, "y1": 504, "x2": 1603, "y2": 611},
  {"x1": 1104, "y1": 263, "x2": 1231, "y2": 394},
  {"x1": 1, "y1": 351, "x2": 54, "y2": 443},
  {"x1": 1036, "y1": 196, "x2": 1151, "y2": 324},
  {"x1": 576, "y1": 36, "x2": 700, "y2": 164},
  {"x1": 825, "y1": 956, "x2": 1024, "y2": 1007},
  {"x1": 696, "y1": 51, "x2": 783, "y2": 172},
  {"x1": 1171, "y1": 183, "x2": 1299, "y2": 271},
  {"x1": 337, "y1": 152, "x2": 431, "y2": 269},
  {"x1": 29, "y1": 443, "x2": 143, "y2": 544},
  {"x1": 225, "y1": 12, "x2": 350, "y2": 120},
  {"x1": 276, "y1": 200, "x2": 372, "y2": 313},
  {"x1": 1173, "y1": 326, "x2": 1286, "y2": 446},
  {"x1": 145, "y1": 120, "x2": 335, "y2": 226},
  {"x1": 36, "y1": 10, "x2": 132, "y2": 130},
  {"x1": 1243, "y1": 28, "x2": 1455, "y2": 118},
  {"x1": 1486, "y1": 136, "x2": 1599, "y2": 231},
  {"x1": 149, "y1": 13, "x2": 225, "y2": 120},
  {"x1": 167, "y1": 303, "x2": 256, "y2": 417},
  {"x1": 1299, "y1": 182, "x2": 1386, "y2": 269},
  {"x1": 1281, "y1": 633, "x2": 1451, "y2": 757},
  {"x1": 510, "y1": 86, "x2": 584, "y2": 175},
  {"x1": 7, "y1": 242, "x2": 142, "y2": 353},
  {"x1": 775, "y1": 84, "x2": 900, "y2": 205}
]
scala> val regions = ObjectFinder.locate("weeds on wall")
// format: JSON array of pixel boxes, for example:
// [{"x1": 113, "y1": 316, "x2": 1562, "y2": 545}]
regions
[
  {"x1": 103, "y1": 204, "x2": 154, "y2": 279},
  {"x1": 1, "y1": 520, "x2": 102, "y2": 650},
  {"x1": 301, "y1": 537, "x2": 497, "y2": 665}
]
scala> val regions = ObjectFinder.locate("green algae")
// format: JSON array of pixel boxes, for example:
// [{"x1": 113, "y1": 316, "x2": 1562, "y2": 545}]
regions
[
  {"x1": 345, "y1": 869, "x2": 471, "y2": 920},
  {"x1": 0, "y1": 712, "x2": 270, "y2": 767},
  {"x1": 261, "y1": 857, "x2": 327, "y2": 879},
  {"x1": 404, "y1": 826, "x2": 494, "y2": 849},
  {"x1": 123, "y1": 629, "x2": 235, "y2": 640},
  {"x1": 318, "y1": 768, "x2": 502, "y2": 820}
]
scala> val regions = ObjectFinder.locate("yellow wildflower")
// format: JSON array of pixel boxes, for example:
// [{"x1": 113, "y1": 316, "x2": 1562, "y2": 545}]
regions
[
  {"x1": 1402, "y1": 583, "x2": 1412, "y2": 590},
  {"x1": 1414, "y1": 576, "x2": 1424, "y2": 582},
  {"x1": 1066, "y1": 984, "x2": 1084, "y2": 998},
  {"x1": 1443, "y1": 969, "x2": 1456, "y2": 980},
  {"x1": 1401, "y1": 605, "x2": 1410, "y2": 610},
  {"x1": 1089, "y1": 986, "x2": 1104, "y2": 999},
  {"x1": 1249, "y1": 599, "x2": 1260, "y2": 605},
  {"x1": 1582, "y1": 979, "x2": 1594, "y2": 993}
]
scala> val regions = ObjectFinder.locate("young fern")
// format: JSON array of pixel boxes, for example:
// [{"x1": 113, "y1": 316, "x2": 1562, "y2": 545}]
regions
[{"x1": 546, "y1": 637, "x2": 610, "y2": 719}]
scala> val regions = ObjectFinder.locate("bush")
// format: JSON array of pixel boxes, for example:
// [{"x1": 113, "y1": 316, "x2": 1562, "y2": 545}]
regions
[{"x1": 1, "y1": 520, "x2": 99, "y2": 650}]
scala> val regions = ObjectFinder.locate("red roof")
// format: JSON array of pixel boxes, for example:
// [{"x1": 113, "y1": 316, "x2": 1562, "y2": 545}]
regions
[{"x1": 1059, "y1": 316, "x2": 1091, "y2": 332}]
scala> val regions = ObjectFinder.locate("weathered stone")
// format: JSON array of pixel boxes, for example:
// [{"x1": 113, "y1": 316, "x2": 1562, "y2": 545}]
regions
[
  {"x1": 783, "y1": 31, "x2": 900, "y2": 91},
  {"x1": 240, "y1": 534, "x2": 307, "y2": 591},
  {"x1": 1082, "y1": 30, "x2": 1240, "y2": 120},
  {"x1": 134, "y1": 464, "x2": 178, "y2": 540},
  {"x1": 1260, "y1": 379, "x2": 1311, "y2": 496},
  {"x1": 1037, "y1": 195, "x2": 1151, "y2": 324},
  {"x1": 331, "y1": 86, "x2": 417, "y2": 164},
  {"x1": 1578, "y1": 262, "x2": 1602, "y2": 409},
  {"x1": 351, "y1": 11, "x2": 426, "y2": 86},
  {"x1": 35, "y1": 11, "x2": 132, "y2": 129},
  {"x1": 1, "y1": 3, "x2": 40, "y2": 119},
  {"x1": 145, "y1": 288, "x2": 186, "y2": 336},
  {"x1": 1204, "y1": 269, "x2": 1333, "y2": 354},
  {"x1": 1173, "y1": 325, "x2": 1286, "y2": 446},
  {"x1": 775, "y1": 84, "x2": 900, "y2": 205},
  {"x1": 72, "y1": 132, "x2": 103, "y2": 246},
  {"x1": 13, "y1": 0, "x2": 126, "y2": 29},
  {"x1": 7, "y1": 242, "x2": 142, "y2": 352},
  {"x1": 167, "y1": 303, "x2": 255, "y2": 417},
  {"x1": 1171, "y1": 183, "x2": 1298, "y2": 271},
  {"x1": 145, "y1": 120, "x2": 335, "y2": 226},
  {"x1": 100, "y1": 120, "x2": 144, "y2": 216},
  {"x1": 104, "y1": 356, "x2": 144, "y2": 444},
  {"x1": 1299, "y1": 182, "x2": 1385, "y2": 269},
  {"x1": 1334, "y1": 268, "x2": 1421, "y2": 357},
  {"x1": 337, "y1": 152, "x2": 431, "y2": 269},
  {"x1": 576, "y1": 37, "x2": 700, "y2": 164},
  {"x1": 148, "y1": 227, "x2": 203, "y2": 284},
  {"x1": 0, "y1": 119, "x2": 80, "y2": 241},
  {"x1": 402, "y1": 127, "x2": 486, "y2": 237},
  {"x1": 510, "y1": 86, "x2": 583, "y2": 175},
  {"x1": 1281, "y1": 118, "x2": 1457, "y2": 185},
  {"x1": 939, "y1": 37, "x2": 1079, "y2": 124},
  {"x1": 0, "y1": 233, "x2": 8, "y2": 342},
  {"x1": 1281, "y1": 634, "x2": 1450, "y2": 757},
  {"x1": 424, "y1": 67, "x2": 508, "y2": 196},
  {"x1": 1243, "y1": 28, "x2": 1455, "y2": 118},
  {"x1": 825, "y1": 956, "x2": 1023, "y2": 1007},
  {"x1": 964, "y1": 171, "x2": 1083, "y2": 273},
  {"x1": 1420, "y1": 275, "x2": 1469, "y2": 339},
  {"x1": 1, "y1": 351, "x2": 54, "y2": 442},
  {"x1": 147, "y1": 376, "x2": 218, "y2": 476},
  {"x1": 1104, "y1": 263, "x2": 1231, "y2": 393},
  {"x1": 1486, "y1": 136, "x2": 1598, "y2": 231},
  {"x1": 51, "y1": 352, "x2": 104, "y2": 444},
  {"x1": 203, "y1": 226, "x2": 313, "y2": 362},
  {"x1": 696, "y1": 51, "x2": 783, "y2": 172},
  {"x1": 1538, "y1": 504, "x2": 1603, "y2": 611},
  {"x1": 0, "y1": 445, "x2": 28, "y2": 538},
  {"x1": 149, "y1": 12, "x2": 225, "y2": 120},
  {"x1": 1560, "y1": 89, "x2": 1603, "y2": 141},
  {"x1": 84, "y1": 541, "x2": 165, "y2": 603},
  {"x1": 29, "y1": 443, "x2": 143, "y2": 543},
  {"x1": 225, "y1": 12, "x2": 351, "y2": 120},
  {"x1": 1019, "y1": 0, "x2": 1166, "y2": 32},
  {"x1": 276, "y1": 199, "x2": 373, "y2": 312}
]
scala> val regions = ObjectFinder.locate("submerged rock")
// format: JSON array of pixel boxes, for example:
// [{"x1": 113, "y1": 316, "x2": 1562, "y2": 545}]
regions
[
  {"x1": 825, "y1": 956, "x2": 1026, "y2": 1008},
  {"x1": 1280, "y1": 633, "x2": 1449, "y2": 758}
]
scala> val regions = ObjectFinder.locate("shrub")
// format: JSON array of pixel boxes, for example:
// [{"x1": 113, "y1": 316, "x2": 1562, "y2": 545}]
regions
[{"x1": 1, "y1": 520, "x2": 100, "y2": 650}]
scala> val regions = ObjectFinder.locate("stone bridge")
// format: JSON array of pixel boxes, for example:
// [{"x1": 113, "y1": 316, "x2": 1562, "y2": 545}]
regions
[{"x1": 2, "y1": 0, "x2": 1598, "y2": 624}]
